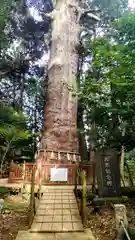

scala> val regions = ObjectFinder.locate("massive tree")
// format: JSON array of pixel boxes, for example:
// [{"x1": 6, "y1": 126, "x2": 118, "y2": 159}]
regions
[
  {"x1": 41, "y1": 0, "x2": 82, "y2": 156},
  {"x1": 40, "y1": 0, "x2": 128, "y2": 158}
]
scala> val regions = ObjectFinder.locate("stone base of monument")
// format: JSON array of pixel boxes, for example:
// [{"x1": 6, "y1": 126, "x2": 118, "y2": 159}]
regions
[
  {"x1": 92, "y1": 197, "x2": 129, "y2": 206},
  {"x1": 121, "y1": 186, "x2": 135, "y2": 198}
]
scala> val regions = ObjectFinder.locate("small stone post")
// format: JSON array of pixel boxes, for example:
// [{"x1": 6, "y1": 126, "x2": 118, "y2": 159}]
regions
[{"x1": 114, "y1": 204, "x2": 128, "y2": 240}]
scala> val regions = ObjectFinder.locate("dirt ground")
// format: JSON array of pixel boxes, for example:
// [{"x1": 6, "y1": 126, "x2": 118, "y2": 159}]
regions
[
  {"x1": 1, "y1": 201, "x2": 135, "y2": 240},
  {"x1": 87, "y1": 206, "x2": 116, "y2": 240},
  {"x1": 87, "y1": 202, "x2": 135, "y2": 240},
  {"x1": 0, "y1": 209, "x2": 28, "y2": 240},
  {"x1": 0, "y1": 196, "x2": 29, "y2": 240},
  {"x1": 1, "y1": 188, "x2": 135, "y2": 240}
]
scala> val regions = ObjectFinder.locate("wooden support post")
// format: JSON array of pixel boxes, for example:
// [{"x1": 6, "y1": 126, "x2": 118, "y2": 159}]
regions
[
  {"x1": 38, "y1": 166, "x2": 42, "y2": 200},
  {"x1": 81, "y1": 170, "x2": 87, "y2": 226},
  {"x1": 21, "y1": 161, "x2": 26, "y2": 198},
  {"x1": 58, "y1": 152, "x2": 61, "y2": 160},
  {"x1": 28, "y1": 166, "x2": 36, "y2": 228},
  {"x1": 92, "y1": 161, "x2": 96, "y2": 193},
  {"x1": 67, "y1": 153, "x2": 70, "y2": 161},
  {"x1": 120, "y1": 146, "x2": 125, "y2": 184},
  {"x1": 125, "y1": 162, "x2": 134, "y2": 187},
  {"x1": 8, "y1": 160, "x2": 14, "y2": 183},
  {"x1": 114, "y1": 204, "x2": 128, "y2": 240},
  {"x1": 51, "y1": 151, "x2": 54, "y2": 159},
  {"x1": 73, "y1": 153, "x2": 76, "y2": 163},
  {"x1": 38, "y1": 187, "x2": 41, "y2": 200},
  {"x1": 74, "y1": 167, "x2": 78, "y2": 197},
  {"x1": 120, "y1": 174, "x2": 125, "y2": 187}
]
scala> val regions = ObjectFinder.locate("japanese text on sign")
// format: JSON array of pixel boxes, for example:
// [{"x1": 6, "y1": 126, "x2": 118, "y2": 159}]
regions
[{"x1": 104, "y1": 156, "x2": 113, "y2": 187}]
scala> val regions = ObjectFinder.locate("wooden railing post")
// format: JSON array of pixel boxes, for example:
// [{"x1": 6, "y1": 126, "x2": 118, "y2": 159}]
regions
[
  {"x1": 38, "y1": 159, "x2": 42, "y2": 200},
  {"x1": 21, "y1": 161, "x2": 26, "y2": 198},
  {"x1": 81, "y1": 170, "x2": 87, "y2": 226},
  {"x1": 92, "y1": 161, "x2": 96, "y2": 193},
  {"x1": 74, "y1": 167, "x2": 78, "y2": 197},
  {"x1": 28, "y1": 166, "x2": 36, "y2": 228},
  {"x1": 38, "y1": 172, "x2": 42, "y2": 200},
  {"x1": 8, "y1": 160, "x2": 14, "y2": 183}
]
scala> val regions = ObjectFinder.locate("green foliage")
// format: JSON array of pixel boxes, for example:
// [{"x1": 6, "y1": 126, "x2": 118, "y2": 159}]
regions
[
  {"x1": 0, "y1": 0, "x2": 12, "y2": 27},
  {"x1": 113, "y1": 13, "x2": 135, "y2": 42},
  {"x1": 0, "y1": 103, "x2": 33, "y2": 170},
  {"x1": 91, "y1": 0, "x2": 128, "y2": 20},
  {"x1": 0, "y1": 125, "x2": 31, "y2": 144},
  {"x1": 0, "y1": 1, "x2": 45, "y2": 165},
  {"x1": 0, "y1": 187, "x2": 10, "y2": 194},
  {"x1": 125, "y1": 149, "x2": 135, "y2": 161},
  {"x1": 0, "y1": 103, "x2": 26, "y2": 127},
  {"x1": 0, "y1": 0, "x2": 20, "y2": 49},
  {"x1": 80, "y1": 12, "x2": 135, "y2": 151},
  {"x1": 0, "y1": 0, "x2": 131, "y2": 165},
  {"x1": 0, "y1": 0, "x2": 11, "y2": 41}
]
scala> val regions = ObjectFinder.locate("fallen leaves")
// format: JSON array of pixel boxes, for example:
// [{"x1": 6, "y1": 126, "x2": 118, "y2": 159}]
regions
[
  {"x1": 0, "y1": 195, "x2": 29, "y2": 240},
  {"x1": 87, "y1": 206, "x2": 116, "y2": 240},
  {"x1": 87, "y1": 201, "x2": 135, "y2": 240}
]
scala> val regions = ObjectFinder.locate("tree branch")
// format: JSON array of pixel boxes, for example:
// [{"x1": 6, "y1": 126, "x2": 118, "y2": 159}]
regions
[
  {"x1": 80, "y1": 9, "x2": 100, "y2": 22},
  {"x1": 44, "y1": 10, "x2": 57, "y2": 20}
]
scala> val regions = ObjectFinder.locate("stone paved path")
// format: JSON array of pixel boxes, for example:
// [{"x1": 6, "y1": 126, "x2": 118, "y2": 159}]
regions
[
  {"x1": 16, "y1": 230, "x2": 95, "y2": 240},
  {"x1": 31, "y1": 188, "x2": 83, "y2": 232}
]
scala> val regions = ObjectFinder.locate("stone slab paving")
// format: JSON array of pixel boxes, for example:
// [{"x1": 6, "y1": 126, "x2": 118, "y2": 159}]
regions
[
  {"x1": 16, "y1": 230, "x2": 95, "y2": 240},
  {"x1": 30, "y1": 188, "x2": 83, "y2": 232}
]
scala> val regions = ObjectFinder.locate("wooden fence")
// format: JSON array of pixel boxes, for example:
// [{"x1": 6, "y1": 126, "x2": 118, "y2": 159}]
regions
[{"x1": 8, "y1": 162, "x2": 93, "y2": 185}]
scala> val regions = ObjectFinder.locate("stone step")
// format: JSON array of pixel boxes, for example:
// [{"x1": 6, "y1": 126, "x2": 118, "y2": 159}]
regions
[
  {"x1": 30, "y1": 221, "x2": 84, "y2": 232},
  {"x1": 16, "y1": 230, "x2": 95, "y2": 240},
  {"x1": 29, "y1": 188, "x2": 84, "y2": 233}
]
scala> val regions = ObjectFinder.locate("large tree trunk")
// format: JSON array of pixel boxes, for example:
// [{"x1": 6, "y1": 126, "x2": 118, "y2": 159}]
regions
[
  {"x1": 77, "y1": 101, "x2": 88, "y2": 161},
  {"x1": 77, "y1": 48, "x2": 88, "y2": 162},
  {"x1": 42, "y1": 0, "x2": 81, "y2": 155}
]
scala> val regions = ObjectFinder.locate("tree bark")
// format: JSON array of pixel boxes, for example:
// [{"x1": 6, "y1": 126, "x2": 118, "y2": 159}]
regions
[
  {"x1": 77, "y1": 102, "x2": 88, "y2": 161},
  {"x1": 0, "y1": 142, "x2": 11, "y2": 176},
  {"x1": 110, "y1": 82, "x2": 120, "y2": 150},
  {"x1": 19, "y1": 72, "x2": 25, "y2": 111},
  {"x1": 42, "y1": 0, "x2": 81, "y2": 153},
  {"x1": 77, "y1": 47, "x2": 88, "y2": 162},
  {"x1": 120, "y1": 145, "x2": 125, "y2": 184}
]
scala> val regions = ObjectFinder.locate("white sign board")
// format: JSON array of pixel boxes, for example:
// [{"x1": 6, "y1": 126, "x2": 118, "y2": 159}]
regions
[{"x1": 51, "y1": 168, "x2": 68, "y2": 182}]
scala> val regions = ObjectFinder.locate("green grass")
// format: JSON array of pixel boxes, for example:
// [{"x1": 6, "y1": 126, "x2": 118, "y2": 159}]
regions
[
  {"x1": 4, "y1": 201, "x2": 28, "y2": 210},
  {"x1": 0, "y1": 186, "x2": 10, "y2": 194},
  {"x1": 0, "y1": 187, "x2": 29, "y2": 211}
]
